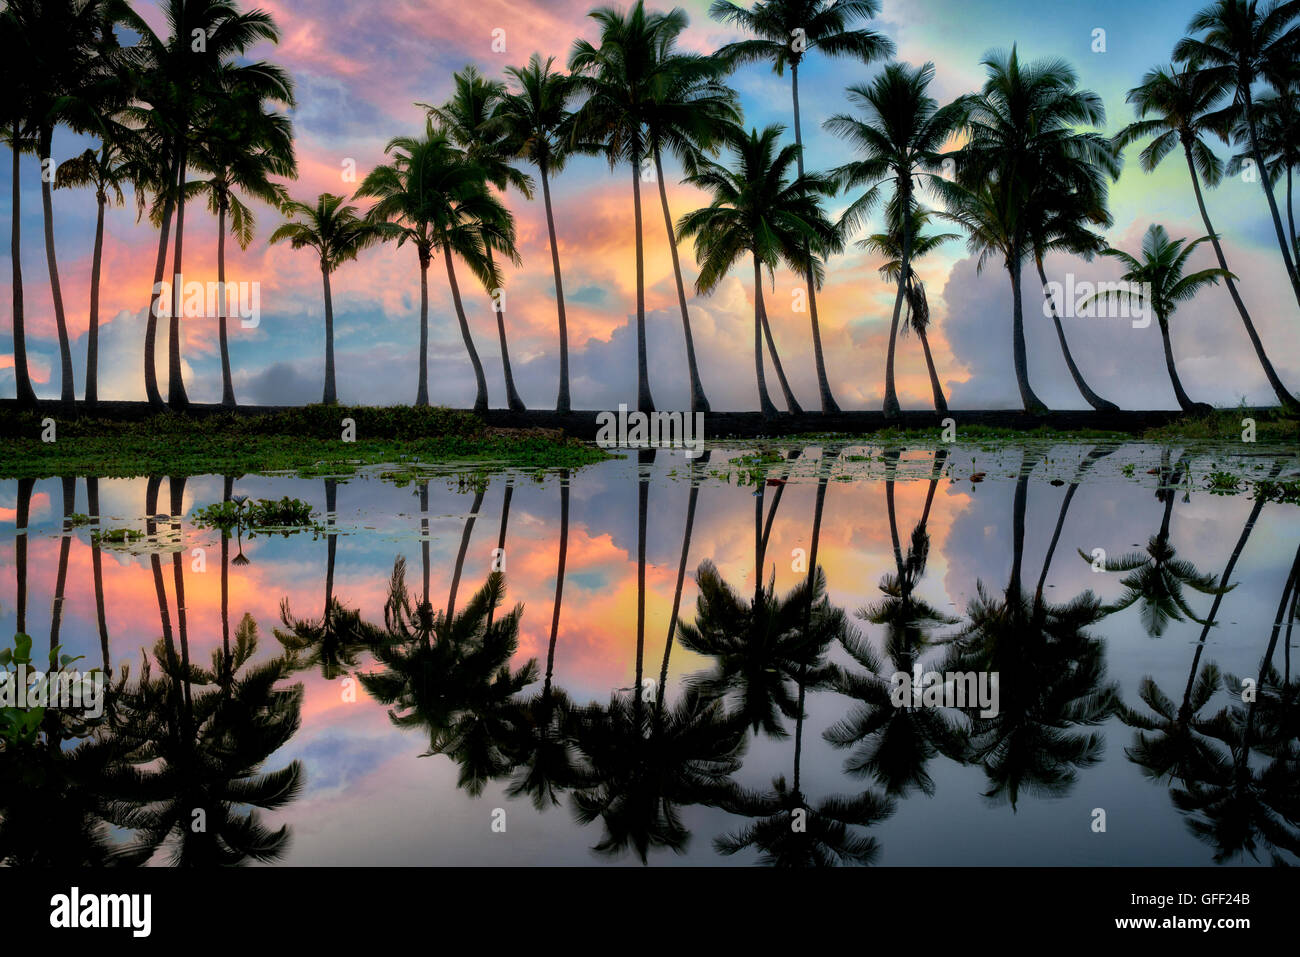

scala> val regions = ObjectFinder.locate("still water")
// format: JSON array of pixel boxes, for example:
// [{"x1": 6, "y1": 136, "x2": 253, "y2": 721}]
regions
[{"x1": 2, "y1": 442, "x2": 1298, "y2": 866}]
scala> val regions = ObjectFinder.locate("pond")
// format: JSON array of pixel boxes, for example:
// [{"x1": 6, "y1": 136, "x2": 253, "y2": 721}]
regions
[{"x1": 2, "y1": 441, "x2": 1298, "y2": 866}]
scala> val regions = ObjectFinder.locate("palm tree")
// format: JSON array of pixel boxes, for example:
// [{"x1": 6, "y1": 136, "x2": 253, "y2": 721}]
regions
[
  {"x1": 1174, "y1": 0, "x2": 1300, "y2": 306},
  {"x1": 119, "y1": 0, "x2": 289, "y2": 409},
  {"x1": 1084, "y1": 225, "x2": 1229, "y2": 413},
  {"x1": 677, "y1": 124, "x2": 840, "y2": 417},
  {"x1": 191, "y1": 75, "x2": 296, "y2": 407},
  {"x1": 946, "y1": 47, "x2": 1119, "y2": 413},
  {"x1": 711, "y1": 0, "x2": 895, "y2": 413},
  {"x1": 1118, "y1": 65, "x2": 1298, "y2": 409},
  {"x1": 825, "y1": 62, "x2": 963, "y2": 414},
  {"x1": 426, "y1": 66, "x2": 535, "y2": 412},
  {"x1": 1229, "y1": 91, "x2": 1299, "y2": 257},
  {"x1": 1085, "y1": 450, "x2": 1229, "y2": 635},
  {"x1": 54, "y1": 117, "x2": 145, "y2": 407},
  {"x1": 495, "y1": 54, "x2": 578, "y2": 413},
  {"x1": 642, "y1": 22, "x2": 741, "y2": 414},
  {"x1": 357, "y1": 122, "x2": 504, "y2": 409},
  {"x1": 858, "y1": 207, "x2": 956, "y2": 412},
  {"x1": 0, "y1": 5, "x2": 37, "y2": 405},
  {"x1": 569, "y1": 1, "x2": 686, "y2": 414},
  {"x1": 268, "y1": 194, "x2": 389, "y2": 404}
]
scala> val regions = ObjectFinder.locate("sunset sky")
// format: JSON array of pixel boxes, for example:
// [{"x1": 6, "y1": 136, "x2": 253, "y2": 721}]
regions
[{"x1": 2, "y1": 0, "x2": 1297, "y2": 411}]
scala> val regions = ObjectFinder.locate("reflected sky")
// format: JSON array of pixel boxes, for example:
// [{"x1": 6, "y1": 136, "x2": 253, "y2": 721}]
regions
[{"x1": 2, "y1": 444, "x2": 1298, "y2": 865}]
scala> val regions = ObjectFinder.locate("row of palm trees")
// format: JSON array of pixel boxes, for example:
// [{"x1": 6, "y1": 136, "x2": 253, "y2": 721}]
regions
[
  {"x1": 5, "y1": 0, "x2": 1299, "y2": 414},
  {"x1": 6, "y1": 451, "x2": 1297, "y2": 864}
]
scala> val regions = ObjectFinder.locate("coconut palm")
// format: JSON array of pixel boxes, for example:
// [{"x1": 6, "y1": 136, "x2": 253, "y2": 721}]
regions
[
  {"x1": 268, "y1": 194, "x2": 389, "y2": 404},
  {"x1": 677, "y1": 124, "x2": 840, "y2": 417},
  {"x1": 425, "y1": 65, "x2": 535, "y2": 412},
  {"x1": 0, "y1": 5, "x2": 37, "y2": 405},
  {"x1": 825, "y1": 63, "x2": 963, "y2": 414},
  {"x1": 1084, "y1": 225, "x2": 1229, "y2": 413},
  {"x1": 356, "y1": 122, "x2": 505, "y2": 409},
  {"x1": 946, "y1": 47, "x2": 1119, "y2": 413},
  {"x1": 118, "y1": 0, "x2": 289, "y2": 409},
  {"x1": 858, "y1": 207, "x2": 956, "y2": 412},
  {"x1": 1085, "y1": 450, "x2": 1230, "y2": 635},
  {"x1": 54, "y1": 118, "x2": 146, "y2": 407},
  {"x1": 642, "y1": 23, "x2": 742, "y2": 414},
  {"x1": 1174, "y1": 0, "x2": 1300, "y2": 306},
  {"x1": 711, "y1": 0, "x2": 895, "y2": 413},
  {"x1": 1228, "y1": 92, "x2": 1298, "y2": 257},
  {"x1": 568, "y1": 1, "x2": 687, "y2": 414},
  {"x1": 1118, "y1": 64, "x2": 1298, "y2": 409},
  {"x1": 495, "y1": 54, "x2": 578, "y2": 413},
  {"x1": 190, "y1": 76, "x2": 296, "y2": 407}
]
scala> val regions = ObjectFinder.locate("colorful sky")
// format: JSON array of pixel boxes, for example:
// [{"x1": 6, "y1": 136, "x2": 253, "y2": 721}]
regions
[{"x1": 1, "y1": 0, "x2": 1297, "y2": 411}]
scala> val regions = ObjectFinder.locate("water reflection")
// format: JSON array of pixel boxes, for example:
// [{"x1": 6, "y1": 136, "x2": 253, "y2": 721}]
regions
[{"x1": 1, "y1": 442, "x2": 1297, "y2": 866}]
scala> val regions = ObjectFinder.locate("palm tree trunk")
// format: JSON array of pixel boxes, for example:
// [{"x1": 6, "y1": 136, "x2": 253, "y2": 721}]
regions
[
  {"x1": 446, "y1": 486, "x2": 485, "y2": 620},
  {"x1": 634, "y1": 467, "x2": 649, "y2": 728},
  {"x1": 144, "y1": 154, "x2": 175, "y2": 408},
  {"x1": 1177, "y1": 465, "x2": 1276, "y2": 722},
  {"x1": 1157, "y1": 314, "x2": 1201, "y2": 412},
  {"x1": 486, "y1": 477, "x2": 513, "y2": 629},
  {"x1": 654, "y1": 145, "x2": 708, "y2": 413},
  {"x1": 540, "y1": 163, "x2": 571, "y2": 414},
  {"x1": 221, "y1": 476, "x2": 232, "y2": 678},
  {"x1": 88, "y1": 477, "x2": 109, "y2": 674},
  {"x1": 15, "y1": 478, "x2": 32, "y2": 634},
  {"x1": 790, "y1": 61, "x2": 838, "y2": 414},
  {"x1": 420, "y1": 481, "x2": 430, "y2": 612},
  {"x1": 442, "y1": 236, "x2": 489, "y2": 412},
  {"x1": 631, "y1": 154, "x2": 655, "y2": 414},
  {"x1": 917, "y1": 321, "x2": 948, "y2": 413},
  {"x1": 1007, "y1": 244, "x2": 1047, "y2": 413},
  {"x1": 751, "y1": 255, "x2": 779, "y2": 416},
  {"x1": 145, "y1": 476, "x2": 178, "y2": 679},
  {"x1": 656, "y1": 464, "x2": 699, "y2": 717},
  {"x1": 38, "y1": 126, "x2": 74, "y2": 405},
  {"x1": 1009, "y1": 450, "x2": 1029, "y2": 596},
  {"x1": 11, "y1": 124, "x2": 36, "y2": 406},
  {"x1": 542, "y1": 472, "x2": 569, "y2": 701},
  {"x1": 217, "y1": 199, "x2": 235, "y2": 407},
  {"x1": 486, "y1": 247, "x2": 525, "y2": 412},
  {"x1": 1242, "y1": 83, "x2": 1300, "y2": 306},
  {"x1": 1183, "y1": 143, "x2": 1297, "y2": 409},
  {"x1": 1036, "y1": 255, "x2": 1119, "y2": 411},
  {"x1": 85, "y1": 193, "x2": 106, "y2": 406},
  {"x1": 324, "y1": 478, "x2": 337, "y2": 639},
  {"x1": 1288, "y1": 163, "x2": 1296, "y2": 264},
  {"x1": 757, "y1": 273, "x2": 802, "y2": 413},
  {"x1": 417, "y1": 251, "x2": 430, "y2": 407},
  {"x1": 321, "y1": 264, "x2": 337, "y2": 405},
  {"x1": 168, "y1": 146, "x2": 190, "y2": 408},
  {"x1": 883, "y1": 185, "x2": 911, "y2": 416},
  {"x1": 170, "y1": 476, "x2": 192, "y2": 713},
  {"x1": 49, "y1": 476, "x2": 74, "y2": 651}
]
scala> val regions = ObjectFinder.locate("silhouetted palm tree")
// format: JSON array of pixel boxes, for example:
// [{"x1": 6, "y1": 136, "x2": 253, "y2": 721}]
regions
[
  {"x1": 1118, "y1": 65, "x2": 1298, "y2": 409},
  {"x1": 712, "y1": 0, "x2": 895, "y2": 412}
]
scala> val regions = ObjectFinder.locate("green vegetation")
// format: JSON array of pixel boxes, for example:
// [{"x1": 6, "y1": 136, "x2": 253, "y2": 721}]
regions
[
  {"x1": 192, "y1": 496, "x2": 318, "y2": 533},
  {"x1": 0, "y1": 406, "x2": 611, "y2": 479},
  {"x1": 91, "y1": 527, "x2": 143, "y2": 547}
]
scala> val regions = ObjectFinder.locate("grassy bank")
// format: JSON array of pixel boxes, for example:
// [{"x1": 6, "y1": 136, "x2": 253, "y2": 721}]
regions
[{"x1": 0, "y1": 406, "x2": 611, "y2": 479}]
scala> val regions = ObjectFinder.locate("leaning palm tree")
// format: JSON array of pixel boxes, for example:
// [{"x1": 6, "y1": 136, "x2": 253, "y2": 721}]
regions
[
  {"x1": 642, "y1": 21, "x2": 741, "y2": 414},
  {"x1": 54, "y1": 118, "x2": 145, "y2": 407},
  {"x1": 711, "y1": 0, "x2": 895, "y2": 413},
  {"x1": 1174, "y1": 0, "x2": 1300, "y2": 306},
  {"x1": 119, "y1": 0, "x2": 290, "y2": 409},
  {"x1": 425, "y1": 65, "x2": 535, "y2": 412},
  {"x1": 1084, "y1": 225, "x2": 1229, "y2": 413},
  {"x1": 858, "y1": 206, "x2": 956, "y2": 412},
  {"x1": 946, "y1": 47, "x2": 1120, "y2": 413},
  {"x1": 1117, "y1": 64, "x2": 1298, "y2": 409},
  {"x1": 1228, "y1": 91, "x2": 1299, "y2": 259},
  {"x1": 356, "y1": 122, "x2": 503, "y2": 409},
  {"x1": 677, "y1": 124, "x2": 840, "y2": 417},
  {"x1": 494, "y1": 54, "x2": 578, "y2": 413},
  {"x1": 268, "y1": 194, "x2": 390, "y2": 404},
  {"x1": 190, "y1": 76, "x2": 296, "y2": 407},
  {"x1": 824, "y1": 62, "x2": 963, "y2": 414},
  {"x1": 569, "y1": 1, "x2": 687, "y2": 414}
]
